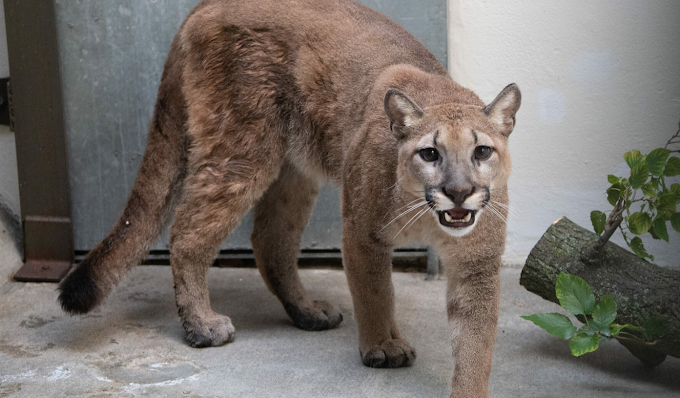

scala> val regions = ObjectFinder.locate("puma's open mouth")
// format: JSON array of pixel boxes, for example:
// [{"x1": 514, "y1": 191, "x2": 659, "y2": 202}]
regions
[{"x1": 438, "y1": 208, "x2": 476, "y2": 228}]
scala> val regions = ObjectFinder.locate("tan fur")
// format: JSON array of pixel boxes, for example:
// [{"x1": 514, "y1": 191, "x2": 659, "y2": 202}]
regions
[{"x1": 58, "y1": 1, "x2": 520, "y2": 396}]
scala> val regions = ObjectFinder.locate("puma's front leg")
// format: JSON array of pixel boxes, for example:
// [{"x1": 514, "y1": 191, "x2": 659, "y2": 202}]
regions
[
  {"x1": 444, "y1": 255, "x2": 501, "y2": 398},
  {"x1": 342, "y1": 233, "x2": 416, "y2": 368}
]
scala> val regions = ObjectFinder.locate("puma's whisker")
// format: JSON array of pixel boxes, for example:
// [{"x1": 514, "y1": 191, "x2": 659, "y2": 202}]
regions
[
  {"x1": 392, "y1": 205, "x2": 429, "y2": 240},
  {"x1": 383, "y1": 175, "x2": 405, "y2": 191},
  {"x1": 391, "y1": 197, "x2": 425, "y2": 214},
  {"x1": 485, "y1": 203, "x2": 519, "y2": 235},
  {"x1": 492, "y1": 202, "x2": 519, "y2": 221},
  {"x1": 379, "y1": 200, "x2": 428, "y2": 232},
  {"x1": 490, "y1": 200, "x2": 508, "y2": 208},
  {"x1": 490, "y1": 200, "x2": 516, "y2": 216},
  {"x1": 381, "y1": 197, "x2": 423, "y2": 221},
  {"x1": 485, "y1": 203, "x2": 507, "y2": 223},
  {"x1": 488, "y1": 201, "x2": 512, "y2": 219}
]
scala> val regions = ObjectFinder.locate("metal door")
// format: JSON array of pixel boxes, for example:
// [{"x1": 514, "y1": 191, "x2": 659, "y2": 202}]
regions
[{"x1": 54, "y1": 0, "x2": 448, "y2": 254}]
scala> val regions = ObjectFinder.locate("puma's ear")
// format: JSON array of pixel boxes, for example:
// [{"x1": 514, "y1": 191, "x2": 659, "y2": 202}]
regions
[
  {"x1": 483, "y1": 83, "x2": 521, "y2": 136},
  {"x1": 384, "y1": 88, "x2": 424, "y2": 139}
]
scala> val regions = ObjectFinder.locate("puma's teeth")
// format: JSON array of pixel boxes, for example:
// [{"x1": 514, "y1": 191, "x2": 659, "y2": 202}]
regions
[
  {"x1": 444, "y1": 212, "x2": 453, "y2": 223},
  {"x1": 463, "y1": 212, "x2": 471, "y2": 222}
]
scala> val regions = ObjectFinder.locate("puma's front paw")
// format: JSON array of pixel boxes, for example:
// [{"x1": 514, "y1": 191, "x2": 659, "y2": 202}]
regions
[
  {"x1": 183, "y1": 314, "x2": 236, "y2": 348},
  {"x1": 285, "y1": 300, "x2": 343, "y2": 331},
  {"x1": 361, "y1": 338, "x2": 416, "y2": 368}
]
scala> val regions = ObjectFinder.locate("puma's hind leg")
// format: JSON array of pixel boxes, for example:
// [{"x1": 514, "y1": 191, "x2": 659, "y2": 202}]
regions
[
  {"x1": 251, "y1": 162, "x2": 343, "y2": 331},
  {"x1": 171, "y1": 10, "x2": 294, "y2": 347},
  {"x1": 169, "y1": 126, "x2": 285, "y2": 348}
]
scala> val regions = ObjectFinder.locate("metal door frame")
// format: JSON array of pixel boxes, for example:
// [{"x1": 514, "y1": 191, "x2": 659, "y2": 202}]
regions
[{"x1": 5, "y1": 0, "x2": 74, "y2": 282}]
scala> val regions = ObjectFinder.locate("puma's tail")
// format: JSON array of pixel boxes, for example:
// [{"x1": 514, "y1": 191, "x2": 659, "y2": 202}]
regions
[{"x1": 58, "y1": 48, "x2": 187, "y2": 314}]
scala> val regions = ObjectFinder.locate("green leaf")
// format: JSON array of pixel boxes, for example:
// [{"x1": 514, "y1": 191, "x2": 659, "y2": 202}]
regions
[
  {"x1": 628, "y1": 212, "x2": 652, "y2": 235},
  {"x1": 657, "y1": 193, "x2": 678, "y2": 218},
  {"x1": 609, "y1": 324, "x2": 624, "y2": 336},
  {"x1": 607, "y1": 184, "x2": 623, "y2": 206},
  {"x1": 590, "y1": 210, "x2": 606, "y2": 235},
  {"x1": 646, "y1": 148, "x2": 671, "y2": 176},
  {"x1": 622, "y1": 324, "x2": 646, "y2": 334},
  {"x1": 569, "y1": 332, "x2": 600, "y2": 356},
  {"x1": 671, "y1": 213, "x2": 680, "y2": 234},
  {"x1": 641, "y1": 182, "x2": 659, "y2": 199},
  {"x1": 629, "y1": 163, "x2": 649, "y2": 189},
  {"x1": 624, "y1": 150, "x2": 643, "y2": 168},
  {"x1": 670, "y1": 183, "x2": 680, "y2": 205},
  {"x1": 629, "y1": 237, "x2": 653, "y2": 260},
  {"x1": 556, "y1": 273, "x2": 595, "y2": 316},
  {"x1": 591, "y1": 295, "x2": 617, "y2": 334},
  {"x1": 664, "y1": 157, "x2": 680, "y2": 177},
  {"x1": 652, "y1": 217, "x2": 669, "y2": 242},
  {"x1": 649, "y1": 225, "x2": 660, "y2": 240},
  {"x1": 607, "y1": 174, "x2": 621, "y2": 184},
  {"x1": 591, "y1": 323, "x2": 610, "y2": 336},
  {"x1": 521, "y1": 313, "x2": 578, "y2": 340}
]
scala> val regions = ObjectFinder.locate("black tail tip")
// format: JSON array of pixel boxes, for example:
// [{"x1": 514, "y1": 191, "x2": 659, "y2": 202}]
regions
[{"x1": 58, "y1": 265, "x2": 100, "y2": 315}]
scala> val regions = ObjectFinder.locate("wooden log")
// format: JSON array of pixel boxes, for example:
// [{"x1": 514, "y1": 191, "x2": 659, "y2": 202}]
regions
[{"x1": 519, "y1": 217, "x2": 680, "y2": 365}]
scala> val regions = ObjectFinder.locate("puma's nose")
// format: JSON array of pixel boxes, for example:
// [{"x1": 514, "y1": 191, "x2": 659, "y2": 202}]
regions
[{"x1": 443, "y1": 186, "x2": 475, "y2": 206}]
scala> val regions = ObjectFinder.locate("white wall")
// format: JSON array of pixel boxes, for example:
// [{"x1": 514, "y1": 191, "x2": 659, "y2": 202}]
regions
[{"x1": 448, "y1": 0, "x2": 680, "y2": 266}]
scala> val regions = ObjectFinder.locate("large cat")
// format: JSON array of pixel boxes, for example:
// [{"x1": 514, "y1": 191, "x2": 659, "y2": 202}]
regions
[{"x1": 58, "y1": 0, "x2": 520, "y2": 396}]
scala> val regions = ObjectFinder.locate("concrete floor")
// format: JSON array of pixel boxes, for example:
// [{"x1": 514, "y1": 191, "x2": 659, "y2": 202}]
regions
[{"x1": 0, "y1": 222, "x2": 679, "y2": 397}]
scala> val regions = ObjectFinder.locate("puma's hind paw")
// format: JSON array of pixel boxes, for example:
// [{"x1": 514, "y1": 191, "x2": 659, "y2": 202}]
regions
[
  {"x1": 361, "y1": 338, "x2": 416, "y2": 368},
  {"x1": 183, "y1": 314, "x2": 236, "y2": 348},
  {"x1": 285, "y1": 300, "x2": 343, "y2": 331}
]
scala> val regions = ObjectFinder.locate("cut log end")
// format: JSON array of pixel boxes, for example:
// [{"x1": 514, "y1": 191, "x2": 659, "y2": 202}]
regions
[{"x1": 520, "y1": 217, "x2": 680, "y2": 363}]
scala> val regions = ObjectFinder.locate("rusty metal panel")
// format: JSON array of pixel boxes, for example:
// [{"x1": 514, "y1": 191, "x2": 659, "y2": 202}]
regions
[
  {"x1": 5, "y1": 0, "x2": 74, "y2": 281},
  {"x1": 54, "y1": 0, "x2": 447, "y2": 252}
]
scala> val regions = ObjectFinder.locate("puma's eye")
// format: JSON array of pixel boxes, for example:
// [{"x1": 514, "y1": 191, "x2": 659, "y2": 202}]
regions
[
  {"x1": 419, "y1": 148, "x2": 439, "y2": 162},
  {"x1": 474, "y1": 146, "x2": 493, "y2": 160}
]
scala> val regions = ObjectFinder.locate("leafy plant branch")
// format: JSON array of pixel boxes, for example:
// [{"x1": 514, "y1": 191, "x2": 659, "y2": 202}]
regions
[{"x1": 590, "y1": 124, "x2": 680, "y2": 260}]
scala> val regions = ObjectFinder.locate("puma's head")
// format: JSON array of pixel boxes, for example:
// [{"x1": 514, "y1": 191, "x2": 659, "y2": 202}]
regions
[{"x1": 384, "y1": 84, "x2": 521, "y2": 237}]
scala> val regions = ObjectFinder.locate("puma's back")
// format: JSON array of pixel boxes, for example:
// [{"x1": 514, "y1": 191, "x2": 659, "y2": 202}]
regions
[{"x1": 179, "y1": 0, "x2": 458, "y2": 179}]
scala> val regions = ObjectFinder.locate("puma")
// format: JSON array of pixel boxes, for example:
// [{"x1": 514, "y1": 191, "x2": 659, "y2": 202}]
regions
[{"x1": 58, "y1": 0, "x2": 520, "y2": 396}]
